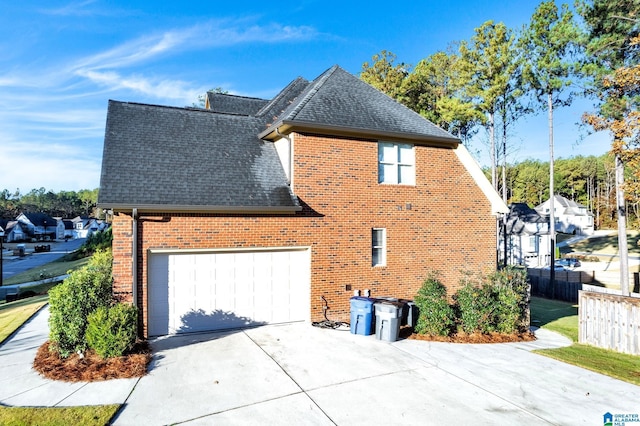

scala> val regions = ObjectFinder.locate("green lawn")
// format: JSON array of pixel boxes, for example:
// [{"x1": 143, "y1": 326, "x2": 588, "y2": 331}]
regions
[
  {"x1": 0, "y1": 295, "x2": 49, "y2": 343},
  {"x1": 562, "y1": 229, "x2": 640, "y2": 256},
  {"x1": 2, "y1": 256, "x2": 90, "y2": 286},
  {"x1": 530, "y1": 296, "x2": 640, "y2": 385},
  {"x1": 0, "y1": 405, "x2": 120, "y2": 426}
]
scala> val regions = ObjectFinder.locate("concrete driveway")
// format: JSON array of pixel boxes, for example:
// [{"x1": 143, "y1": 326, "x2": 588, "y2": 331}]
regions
[
  {"x1": 115, "y1": 324, "x2": 639, "y2": 425},
  {"x1": 1, "y1": 307, "x2": 639, "y2": 425}
]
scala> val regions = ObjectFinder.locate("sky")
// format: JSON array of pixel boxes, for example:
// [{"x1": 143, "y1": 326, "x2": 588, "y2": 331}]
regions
[{"x1": 0, "y1": 0, "x2": 611, "y2": 193}]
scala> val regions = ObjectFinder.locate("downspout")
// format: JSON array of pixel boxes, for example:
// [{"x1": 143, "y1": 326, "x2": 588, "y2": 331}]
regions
[{"x1": 132, "y1": 208, "x2": 138, "y2": 308}]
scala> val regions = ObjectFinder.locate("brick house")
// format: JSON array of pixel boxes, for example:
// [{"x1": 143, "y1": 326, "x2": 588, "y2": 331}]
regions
[{"x1": 98, "y1": 65, "x2": 507, "y2": 337}]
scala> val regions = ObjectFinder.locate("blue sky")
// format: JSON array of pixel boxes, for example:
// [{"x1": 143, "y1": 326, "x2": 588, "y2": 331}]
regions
[{"x1": 0, "y1": 0, "x2": 610, "y2": 192}]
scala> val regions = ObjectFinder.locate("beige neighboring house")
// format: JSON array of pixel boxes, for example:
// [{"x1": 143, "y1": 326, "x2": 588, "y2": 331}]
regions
[{"x1": 536, "y1": 195, "x2": 594, "y2": 236}]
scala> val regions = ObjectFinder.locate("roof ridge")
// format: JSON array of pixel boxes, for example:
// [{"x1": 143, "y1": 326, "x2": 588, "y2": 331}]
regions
[
  {"x1": 208, "y1": 92, "x2": 267, "y2": 101},
  {"x1": 256, "y1": 76, "x2": 309, "y2": 117},
  {"x1": 108, "y1": 100, "x2": 258, "y2": 118},
  {"x1": 283, "y1": 65, "x2": 340, "y2": 121}
]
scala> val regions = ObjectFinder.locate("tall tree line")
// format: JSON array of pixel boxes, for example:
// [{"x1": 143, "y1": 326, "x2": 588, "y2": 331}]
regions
[
  {"x1": 359, "y1": 0, "x2": 639, "y2": 226},
  {"x1": 0, "y1": 188, "x2": 99, "y2": 219},
  {"x1": 499, "y1": 154, "x2": 623, "y2": 229}
]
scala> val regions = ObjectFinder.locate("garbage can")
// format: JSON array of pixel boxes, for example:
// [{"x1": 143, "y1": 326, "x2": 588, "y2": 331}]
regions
[
  {"x1": 398, "y1": 299, "x2": 418, "y2": 328},
  {"x1": 350, "y1": 297, "x2": 375, "y2": 335},
  {"x1": 374, "y1": 301, "x2": 403, "y2": 342}
]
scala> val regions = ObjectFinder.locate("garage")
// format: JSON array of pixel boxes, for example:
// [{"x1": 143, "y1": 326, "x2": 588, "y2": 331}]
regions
[{"x1": 147, "y1": 248, "x2": 311, "y2": 336}]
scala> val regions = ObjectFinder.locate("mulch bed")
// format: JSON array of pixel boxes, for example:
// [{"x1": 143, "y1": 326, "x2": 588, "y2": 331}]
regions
[
  {"x1": 33, "y1": 341, "x2": 152, "y2": 382},
  {"x1": 404, "y1": 327, "x2": 537, "y2": 343}
]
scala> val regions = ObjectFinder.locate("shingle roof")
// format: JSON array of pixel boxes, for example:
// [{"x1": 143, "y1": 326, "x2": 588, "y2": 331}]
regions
[
  {"x1": 206, "y1": 92, "x2": 269, "y2": 115},
  {"x1": 260, "y1": 66, "x2": 459, "y2": 144},
  {"x1": 98, "y1": 102, "x2": 299, "y2": 211},
  {"x1": 99, "y1": 65, "x2": 460, "y2": 211},
  {"x1": 21, "y1": 213, "x2": 57, "y2": 226},
  {"x1": 506, "y1": 203, "x2": 547, "y2": 235}
]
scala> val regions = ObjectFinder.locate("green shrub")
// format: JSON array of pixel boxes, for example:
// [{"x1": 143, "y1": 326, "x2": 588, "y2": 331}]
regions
[
  {"x1": 86, "y1": 303, "x2": 138, "y2": 358},
  {"x1": 488, "y1": 267, "x2": 530, "y2": 332},
  {"x1": 455, "y1": 283, "x2": 497, "y2": 333},
  {"x1": 455, "y1": 267, "x2": 530, "y2": 334},
  {"x1": 414, "y1": 274, "x2": 455, "y2": 336},
  {"x1": 75, "y1": 228, "x2": 113, "y2": 259},
  {"x1": 48, "y1": 250, "x2": 114, "y2": 358}
]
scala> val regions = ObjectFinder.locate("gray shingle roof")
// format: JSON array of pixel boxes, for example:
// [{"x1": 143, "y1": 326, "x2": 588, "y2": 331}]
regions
[
  {"x1": 260, "y1": 66, "x2": 459, "y2": 144},
  {"x1": 99, "y1": 65, "x2": 460, "y2": 211},
  {"x1": 206, "y1": 92, "x2": 269, "y2": 115},
  {"x1": 98, "y1": 102, "x2": 298, "y2": 211}
]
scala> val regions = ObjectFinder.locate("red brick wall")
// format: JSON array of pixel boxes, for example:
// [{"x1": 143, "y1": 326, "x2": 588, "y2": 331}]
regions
[{"x1": 111, "y1": 133, "x2": 497, "y2": 336}]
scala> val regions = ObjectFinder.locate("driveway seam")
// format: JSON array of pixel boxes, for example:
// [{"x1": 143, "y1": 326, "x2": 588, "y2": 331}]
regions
[
  {"x1": 242, "y1": 329, "x2": 338, "y2": 425},
  {"x1": 169, "y1": 391, "x2": 306, "y2": 425},
  {"x1": 391, "y1": 343, "x2": 556, "y2": 425}
]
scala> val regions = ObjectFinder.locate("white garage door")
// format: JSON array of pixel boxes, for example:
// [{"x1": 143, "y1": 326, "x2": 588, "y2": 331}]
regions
[{"x1": 147, "y1": 249, "x2": 311, "y2": 336}]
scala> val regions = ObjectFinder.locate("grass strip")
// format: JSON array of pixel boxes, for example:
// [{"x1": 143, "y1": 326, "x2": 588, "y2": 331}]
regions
[
  {"x1": 530, "y1": 296, "x2": 640, "y2": 385},
  {"x1": 0, "y1": 295, "x2": 49, "y2": 344},
  {"x1": 0, "y1": 404, "x2": 120, "y2": 426},
  {"x1": 2, "y1": 257, "x2": 90, "y2": 286}
]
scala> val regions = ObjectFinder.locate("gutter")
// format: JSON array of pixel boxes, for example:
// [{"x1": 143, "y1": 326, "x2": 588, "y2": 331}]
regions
[
  {"x1": 97, "y1": 203, "x2": 301, "y2": 214},
  {"x1": 259, "y1": 120, "x2": 460, "y2": 147}
]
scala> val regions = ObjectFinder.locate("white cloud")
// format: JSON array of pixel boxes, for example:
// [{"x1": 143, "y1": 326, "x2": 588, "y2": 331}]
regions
[
  {"x1": 75, "y1": 69, "x2": 203, "y2": 104},
  {"x1": 0, "y1": 140, "x2": 101, "y2": 192}
]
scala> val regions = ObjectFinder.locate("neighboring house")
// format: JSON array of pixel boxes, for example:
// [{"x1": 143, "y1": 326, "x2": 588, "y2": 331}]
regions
[
  {"x1": 70, "y1": 216, "x2": 102, "y2": 238},
  {"x1": 536, "y1": 195, "x2": 594, "y2": 235},
  {"x1": 502, "y1": 203, "x2": 550, "y2": 267},
  {"x1": 0, "y1": 220, "x2": 27, "y2": 242},
  {"x1": 52, "y1": 218, "x2": 68, "y2": 240},
  {"x1": 62, "y1": 219, "x2": 75, "y2": 239},
  {"x1": 16, "y1": 212, "x2": 58, "y2": 240},
  {"x1": 98, "y1": 65, "x2": 508, "y2": 337}
]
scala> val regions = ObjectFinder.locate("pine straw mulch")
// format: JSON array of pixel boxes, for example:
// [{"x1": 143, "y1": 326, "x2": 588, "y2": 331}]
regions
[
  {"x1": 33, "y1": 341, "x2": 152, "y2": 382},
  {"x1": 400, "y1": 326, "x2": 537, "y2": 343}
]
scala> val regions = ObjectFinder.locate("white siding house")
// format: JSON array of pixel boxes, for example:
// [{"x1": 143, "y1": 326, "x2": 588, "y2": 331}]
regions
[{"x1": 536, "y1": 195, "x2": 594, "y2": 235}]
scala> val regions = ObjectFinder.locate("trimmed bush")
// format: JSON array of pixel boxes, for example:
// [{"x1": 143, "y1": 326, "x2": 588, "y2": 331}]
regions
[
  {"x1": 455, "y1": 267, "x2": 530, "y2": 334},
  {"x1": 48, "y1": 250, "x2": 114, "y2": 358},
  {"x1": 414, "y1": 274, "x2": 455, "y2": 336},
  {"x1": 455, "y1": 283, "x2": 497, "y2": 334},
  {"x1": 86, "y1": 303, "x2": 138, "y2": 359},
  {"x1": 488, "y1": 267, "x2": 530, "y2": 332}
]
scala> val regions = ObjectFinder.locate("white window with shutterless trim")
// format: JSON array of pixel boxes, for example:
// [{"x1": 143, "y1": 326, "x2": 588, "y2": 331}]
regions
[
  {"x1": 372, "y1": 228, "x2": 386, "y2": 267},
  {"x1": 378, "y1": 142, "x2": 415, "y2": 185}
]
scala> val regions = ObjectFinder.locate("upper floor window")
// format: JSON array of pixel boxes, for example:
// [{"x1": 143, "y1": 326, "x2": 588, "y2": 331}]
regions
[{"x1": 378, "y1": 142, "x2": 415, "y2": 185}]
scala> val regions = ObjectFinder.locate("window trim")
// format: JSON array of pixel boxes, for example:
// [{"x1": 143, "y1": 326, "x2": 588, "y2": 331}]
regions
[
  {"x1": 378, "y1": 142, "x2": 415, "y2": 185},
  {"x1": 372, "y1": 228, "x2": 386, "y2": 267}
]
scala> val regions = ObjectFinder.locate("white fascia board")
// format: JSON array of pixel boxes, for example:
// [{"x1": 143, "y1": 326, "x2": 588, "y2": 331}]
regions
[{"x1": 454, "y1": 143, "x2": 509, "y2": 216}]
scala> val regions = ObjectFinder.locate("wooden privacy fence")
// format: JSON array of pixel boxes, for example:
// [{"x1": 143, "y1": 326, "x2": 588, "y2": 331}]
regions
[
  {"x1": 579, "y1": 290, "x2": 640, "y2": 355},
  {"x1": 527, "y1": 268, "x2": 596, "y2": 303}
]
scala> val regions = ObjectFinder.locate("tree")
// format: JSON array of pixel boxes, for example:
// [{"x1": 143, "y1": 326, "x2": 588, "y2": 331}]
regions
[
  {"x1": 579, "y1": 0, "x2": 640, "y2": 295},
  {"x1": 193, "y1": 87, "x2": 229, "y2": 108},
  {"x1": 360, "y1": 50, "x2": 408, "y2": 99},
  {"x1": 459, "y1": 21, "x2": 520, "y2": 190},
  {"x1": 519, "y1": 0, "x2": 580, "y2": 287}
]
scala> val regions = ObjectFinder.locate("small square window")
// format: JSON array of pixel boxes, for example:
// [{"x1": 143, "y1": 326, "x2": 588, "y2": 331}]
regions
[{"x1": 372, "y1": 228, "x2": 386, "y2": 266}]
